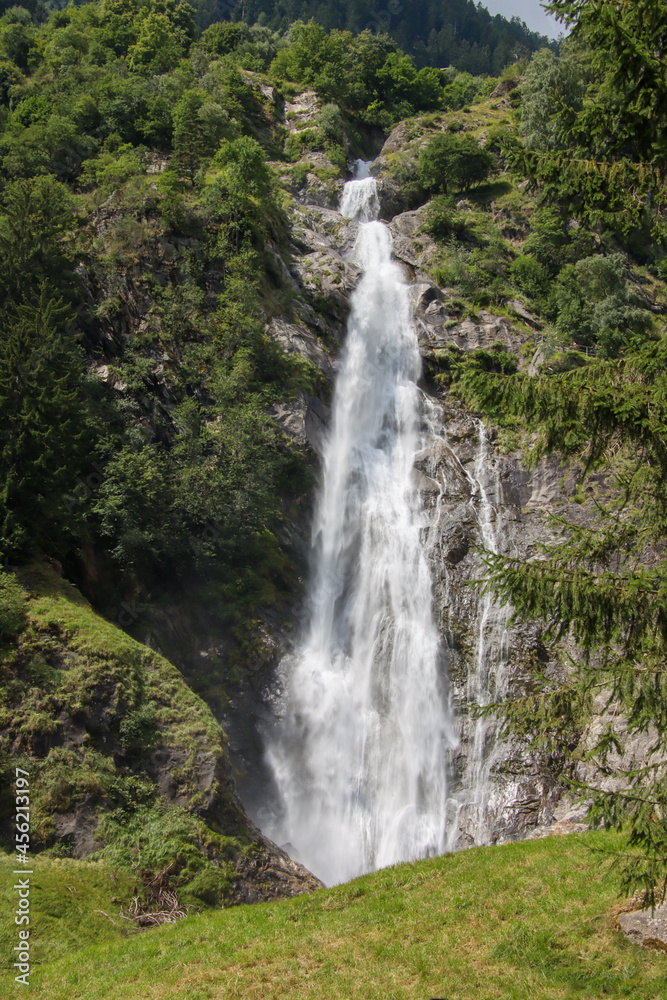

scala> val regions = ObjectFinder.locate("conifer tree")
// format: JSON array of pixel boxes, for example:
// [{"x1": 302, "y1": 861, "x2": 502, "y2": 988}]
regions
[
  {"x1": 507, "y1": 0, "x2": 667, "y2": 234},
  {"x1": 463, "y1": 0, "x2": 667, "y2": 904},
  {"x1": 0, "y1": 287, "x2": 91, "y2": 560}
]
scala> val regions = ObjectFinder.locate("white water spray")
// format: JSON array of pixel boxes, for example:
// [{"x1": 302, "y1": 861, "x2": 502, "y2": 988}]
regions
[{"x1": 265, "y1": 172, "x2": 454, "y2": 886}]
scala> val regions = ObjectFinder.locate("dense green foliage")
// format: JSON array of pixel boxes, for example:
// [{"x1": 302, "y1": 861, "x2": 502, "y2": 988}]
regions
[
  {"x1": 548, "y1": 253, "x2": 652, "y2": 357},
  {"x1": 454, "y1": 0, "x2": 667, "y2": 905},
  {"x1": 0, "y1": 0, "x2": 552, "y2": 629},
  {"x1": 418, "y1": 131, "x2": 494, "y2": 194},
  {"x1": 272, "y1": 21, "x2": 444, "y2": 125},
  {"x1": 0, "y1": 0, "x2": 323, "y2": 630},
  {"x1": 509, "y1": 0, "x2": 667, "y2": 234},
  {"x1": 2, "y1": 0, "x2": 556, "y2": 77},
  {"x1": 241, "y1": 0, "x2": 554, "y2": 75}
]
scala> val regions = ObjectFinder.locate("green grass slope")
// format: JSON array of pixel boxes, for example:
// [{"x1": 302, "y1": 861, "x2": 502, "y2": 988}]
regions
[
  {"x1": 0, "y1": 852, "x2": 136, "y2": 971},
  {"x1": 3, "y1": 832, "x2": 665, "y2": 999}
]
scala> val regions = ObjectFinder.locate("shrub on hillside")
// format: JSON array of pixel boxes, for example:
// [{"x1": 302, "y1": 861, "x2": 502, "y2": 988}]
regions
[
  {"x1": 0, "y1": 574, "x2": 27, "y2": 641},
  {"x1": 422, "y1": 196, "x2": 471, "y2": 241},
  {"x1": 418, "y1": 132, "x2": 494, "y2": 195},
  {"x1": 509, "y1": 254, "x2": 550, "y2": 300}
]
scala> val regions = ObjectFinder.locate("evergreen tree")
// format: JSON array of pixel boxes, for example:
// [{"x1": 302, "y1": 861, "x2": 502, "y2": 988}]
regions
[
  {"x1": 460, "y1": 0, "x2": 667, "y2": 905},
  {"x1": 172, "y1": 88, "x2": 233, "y2": 184},
  {"x1": 0, "y1": 287, "x2": 91, "y2": 560},
  {"x1": 507, "y1": 0, "x2": 667, "y2": 234}
]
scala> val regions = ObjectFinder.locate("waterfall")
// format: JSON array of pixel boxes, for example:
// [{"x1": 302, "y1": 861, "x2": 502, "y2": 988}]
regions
[
  {"x1": 407, "y1": 407, "x2": 514, "y2": 849},
  {"x1": 264, "y1": 173, "x2": 455, "y2": 886},
  {"x1": 466, "y1": 423, "x2": 511, "y2": 838},
  {"x1": 447, "y1": 422, "x2": 514, "y2": 847},
  {"x1": 339, "y1": 177, "x2": 380, "y2": 222}
]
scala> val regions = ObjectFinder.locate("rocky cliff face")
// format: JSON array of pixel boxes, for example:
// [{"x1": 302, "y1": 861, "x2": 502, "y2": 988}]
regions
[
  {"x1": 61, "y1": 85, "x2": 641, "y2": 867},
  {"x1": 221, "y1": 122, "x2": 601, "y2": 851}
]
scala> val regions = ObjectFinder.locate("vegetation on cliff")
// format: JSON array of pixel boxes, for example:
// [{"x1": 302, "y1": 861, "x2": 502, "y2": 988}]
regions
[
  {"x1": 0, "y1": 0, "x2": 544, "y2": 626},
  {"x1": 1, "y1": 0, "x2": 667, "y2": 956},
  {"x1": 0, "y1": 563, "x2": 321, "y2": 911},
  {"x1": 0, "y1": 0, "x2": 316, "y2": 628}
]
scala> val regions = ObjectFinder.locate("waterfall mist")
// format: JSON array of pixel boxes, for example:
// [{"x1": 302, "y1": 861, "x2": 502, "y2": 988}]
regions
[{"x1": 263, "y1": 174, "x2": 455, "y2": 886}]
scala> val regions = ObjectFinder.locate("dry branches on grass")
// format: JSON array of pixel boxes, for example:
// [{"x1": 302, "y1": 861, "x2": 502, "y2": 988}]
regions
[{"x1": 119, "y1": 863, "x2": 187, "y2": 928}]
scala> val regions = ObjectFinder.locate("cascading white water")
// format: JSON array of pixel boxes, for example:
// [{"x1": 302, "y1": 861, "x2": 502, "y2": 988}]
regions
[
  {"x1": 409, "y1": 406, "x2": 514, "y2": 849},
  {"x1": 451, "y1": 421, "x2": 513, "y2": 846},
  {"x1": 467, "y1": 424, "x2": 514, "y2": 838},
  {"x1": 339, "y1": 176, "x2": 379, "y2": 221},
  {"x1": 265, "y1": 173, "x2": 455, "y2": 886}
]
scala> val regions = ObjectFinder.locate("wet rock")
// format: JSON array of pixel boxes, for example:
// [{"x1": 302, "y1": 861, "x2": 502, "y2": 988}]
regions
[
  {"x1": 389, "y1": 208, "x2": 439, "y2": 273},
  {"x1": 376, "y1": 176, "x2": 411, "y2": 219},
  {"x1": 500, "y1": 467, "x2": 532, "y2": 508},
  {"x1": 412, "y1": 468, "x2": 441, "y2": 494},
  {"x1": 415, "y1": 438, "x2": 472, "y2": 499},
  {"x1": 443, "y1": 525, "x2": 470, "y2": 565}
]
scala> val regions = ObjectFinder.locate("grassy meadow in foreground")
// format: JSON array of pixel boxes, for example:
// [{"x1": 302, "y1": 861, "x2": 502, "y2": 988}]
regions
[{"x1": 2, "y1": 831, "x2": 666, "y2": 999}]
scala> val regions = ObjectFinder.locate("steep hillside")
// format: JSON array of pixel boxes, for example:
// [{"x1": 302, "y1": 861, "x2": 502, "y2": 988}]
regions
[{"x1": 0, "y1": 564, "x2": 320, "y2": 910}]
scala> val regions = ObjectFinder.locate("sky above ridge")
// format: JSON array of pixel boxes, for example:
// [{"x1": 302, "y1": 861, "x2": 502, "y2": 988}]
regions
[{"x1": 481, "y1": 0, "x2": 563, "y2": 38}]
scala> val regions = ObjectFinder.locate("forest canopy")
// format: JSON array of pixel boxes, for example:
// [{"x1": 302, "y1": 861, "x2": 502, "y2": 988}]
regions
[
  {"x1": 2, "y1": 0, "x2": 530, "y2": 623},
  {"x1": 239, "y1": 0, "x2": 555, "y2": 74},
  {"x1": 0, "y1": 0, "x2": 556, "y2": 74}
]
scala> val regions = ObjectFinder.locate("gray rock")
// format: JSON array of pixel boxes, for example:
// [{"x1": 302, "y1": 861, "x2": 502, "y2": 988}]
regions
[
  {"x1": 269, "y1": 393, "x2": 330, "y2": 456},
  {"x1": 509, "y1": 298, "x2": 543, "y2": 328},
  {"x1": 443, "y1": 525, "x2": 470, "y2": 565},
  {"x1": 618, "y1": 903, "x2": 667, "y2": 951},
  {"x1": 52, "y1": 801, "x2": 104, "y2": 858},
  {"x1": 266, "y1": 319, "x2": 334, "y2": 378}
]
